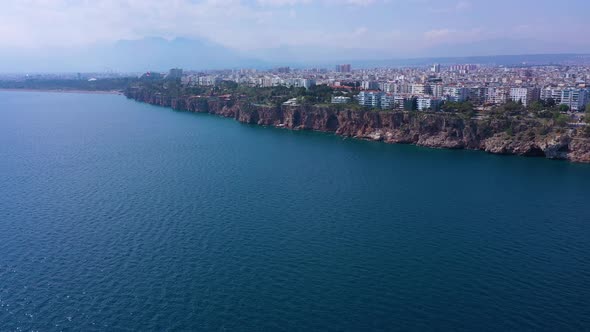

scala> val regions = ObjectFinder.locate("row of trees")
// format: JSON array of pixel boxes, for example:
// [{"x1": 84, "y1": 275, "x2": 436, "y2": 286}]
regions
[
  {"x1": 529, "y1": 99, "x2": 571, "y2": 113},
  {"x1": 132, "y1": 79, "x2": 590, "y2": 126}
]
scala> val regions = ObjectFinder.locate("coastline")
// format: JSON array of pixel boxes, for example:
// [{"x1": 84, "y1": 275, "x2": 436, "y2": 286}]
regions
[
  {"x1": 0, "y1": 88, "x2": 123, "y2": 95},
  {"x1": 124, "y1": 89, "x2": 590, "y2": 163}
]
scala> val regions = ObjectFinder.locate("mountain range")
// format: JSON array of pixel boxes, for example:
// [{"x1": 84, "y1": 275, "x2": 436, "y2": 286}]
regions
[{"x1": 1, "y1": 37, "x2": 589, "y2": 73}]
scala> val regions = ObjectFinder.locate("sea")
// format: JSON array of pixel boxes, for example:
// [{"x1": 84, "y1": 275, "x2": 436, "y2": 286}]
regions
[{"x1": 1, "y1": 91, "x2": 589, "y2": 331}]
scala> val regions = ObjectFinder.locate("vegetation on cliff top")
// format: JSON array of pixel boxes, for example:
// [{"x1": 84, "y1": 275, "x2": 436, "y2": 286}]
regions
[{"x1": 126, "y1": 80, "x2": 585, "y2": 130}]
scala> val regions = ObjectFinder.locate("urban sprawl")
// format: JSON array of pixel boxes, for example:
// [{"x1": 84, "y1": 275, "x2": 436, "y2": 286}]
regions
[{"x1": 166, "y1": 63, "x2": 590, "y2": 113}]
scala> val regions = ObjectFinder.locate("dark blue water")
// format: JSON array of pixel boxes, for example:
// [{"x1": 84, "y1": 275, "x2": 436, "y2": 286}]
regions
[{"x1": 1, "y1": 91, "x2": 589, "y2": 331}]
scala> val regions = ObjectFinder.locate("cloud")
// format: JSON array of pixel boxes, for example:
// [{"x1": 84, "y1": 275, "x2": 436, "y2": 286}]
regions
[
  {"x1": 423, "y1": 27, "x2": 484, "y2": 46},
  {"x1": 0, "y1": 0, "x2": 270, "y2": 49},
  {"x1": 0, "y1": 0, "x2": 587, "y2": 59},
  {"x1": 344, "y1": 0, "x2": 377, "y2": 6},
  {"x1": 353, "y1": 26, "x2": 369, "y2": 36},
  {"x1": 257, "y1": 0, "x2": 382, "y2": 6},
  {"x1": 429, "y1": 0, "x2": 472, "y2": 13},
  {"x1": 455, "y1": 1, "x2": 471, "y2": 11},
  {"x1": 0, "y1": 0, "x2": 393, "y2": 51},
  {"x1": 424, "y1": 29, "x2": 453, "y2": 40},
  {"x1": 257, "y1": 0, "x2": 311, "y2": 6}
]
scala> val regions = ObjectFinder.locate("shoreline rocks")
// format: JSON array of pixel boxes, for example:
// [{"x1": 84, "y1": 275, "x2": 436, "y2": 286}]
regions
[{"x1": 124, "y1": 88, "x2": 590, "y2": 163}]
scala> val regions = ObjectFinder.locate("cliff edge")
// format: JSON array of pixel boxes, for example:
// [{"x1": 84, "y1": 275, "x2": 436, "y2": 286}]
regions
[{"x1": 124, "y1": 88, "x2": 590, "y2": 163}]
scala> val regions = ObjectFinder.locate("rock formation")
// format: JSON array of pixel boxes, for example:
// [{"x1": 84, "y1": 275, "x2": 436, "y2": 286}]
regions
[{"x1": 124, "y1": 88, "x2": 590, "y2": 163}]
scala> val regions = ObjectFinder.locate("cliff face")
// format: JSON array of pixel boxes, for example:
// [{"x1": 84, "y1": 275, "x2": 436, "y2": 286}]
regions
[{"x1": 124, "y1": 89, "x2": 590, "y2": 163}]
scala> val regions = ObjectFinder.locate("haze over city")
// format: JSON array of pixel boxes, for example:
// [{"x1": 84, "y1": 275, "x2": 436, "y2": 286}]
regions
[{"x1": 2, "y1": 0, "x2": 590, "y2": 72}]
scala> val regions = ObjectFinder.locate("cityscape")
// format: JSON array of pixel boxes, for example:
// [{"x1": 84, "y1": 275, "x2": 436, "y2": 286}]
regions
[
  {"x1": 173, "y1": 63, "x2": 590, "y2": 113},
  {"x1": 5, "y1": 61, "x2": 589, "y2": 116}
]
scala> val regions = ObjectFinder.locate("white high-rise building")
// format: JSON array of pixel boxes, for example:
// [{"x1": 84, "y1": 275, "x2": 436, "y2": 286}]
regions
[
  {"x1": 411, "y1": 83, "x2": 431, "y2": 95},
  {"x1": 362, "y1": 81, "x2": 379, "y2": 90},
  {"x1": 442, "y1": 87, "x2": 468, "y2": 102},
  {"x1": 301, "y1": 79, "x2": 316, "y2": 89},
  {"x1": 417, "y1": 97, "x2": 443, "y2": 111},
  {"x1": 509, "y1": 87, "x2": 540, "y2": 107},
  {"x1": 431, "y1": 64, "x2": 441, "y2": 73},
  {"x1": 485, "y1": 87, "x2": 509, "y2": 105},
  {"x1": 560, "y1": 89, "x2": 587, "y2": 111},
  {"x1": 357, "y1": 91, "x2": 384, "y2": 108},
  {"x1": 381, "y1": 94, "x2": 395, "y2": 109},
  {"x1": 541, "y1": 87, "x2": 588, "y2": 111},
  {"x1": 431, "y1": 84, "x2": 443, "y2": 98}
]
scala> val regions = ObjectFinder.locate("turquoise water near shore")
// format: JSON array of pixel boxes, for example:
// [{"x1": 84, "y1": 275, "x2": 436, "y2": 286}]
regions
[{"x1": 1, "y1": 91, "x2": 589, "y2": 331}]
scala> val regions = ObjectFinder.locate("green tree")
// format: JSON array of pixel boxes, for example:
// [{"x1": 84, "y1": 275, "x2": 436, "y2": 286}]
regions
[
  {"x1": 559, "y1": 104, "x2": 570, "y2": 112},
  {"x1": 502, "y1": 100, "x2": 525, "y2": 112},
  {"x1": 553, "y1": 112, "x2": 569, "y2": 127},
  {"x1": 441, "y1": 101, "x2": 474, "y2": 113},
  {"x1": 529, "y1": 101, "x2": 543, "y2": 112}
]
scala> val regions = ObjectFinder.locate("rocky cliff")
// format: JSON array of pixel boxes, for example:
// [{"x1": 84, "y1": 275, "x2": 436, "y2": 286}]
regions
[{"x1": 124, "y1": 88, "x2": 590, "y2": 163}]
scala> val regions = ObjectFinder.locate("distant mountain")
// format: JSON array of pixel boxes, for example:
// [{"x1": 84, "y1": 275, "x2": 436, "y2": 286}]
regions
[
  {"x1": 0, "y1": 37, "x2": 266, "y2": 73},
  {"x1": 1, "y1": 36, "x2": 590, "y2": 73},
  {"x1": 248, "y1": 45, "x2": 386, "y2": 67},
  {"x1": 246, "y1": 38, "x2": 590, "y2": 69},
  {"x1": 93, "y1": 37, "x2": 265, "y2": 72}
]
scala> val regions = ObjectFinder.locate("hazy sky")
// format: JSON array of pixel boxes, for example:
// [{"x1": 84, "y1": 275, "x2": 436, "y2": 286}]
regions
[{"x1": 1, "y1": 0, "x2": 589, "y2": 57}]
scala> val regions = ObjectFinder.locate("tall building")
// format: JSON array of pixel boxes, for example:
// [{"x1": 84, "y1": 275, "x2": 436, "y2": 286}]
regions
[
  {"x1": 431, "y1": 84, "x2": 443, "y2": 98},
  {"x1": 394, "y1": 96, "x2": 406, "y2": 110},
  {"x1": 541, "y1": 87, "x2": 589, "y2": 111},
  {"x1": 509, "y1": 87, "x2": 540, "y2": 107},
  {"x1": 379, "y1": 82, "x2": 395, "y2": 93},
  {"x1": 468, "y1": 87, "x2": 487, "y2": 105},
  {"x1": 403, "y1": 97, "x2": 418, "y2": 111},
  {"x1": 301, "y1": 79, "x2": 316, "y2": 89},
  {"x1": 540, "y1": 87, "x2": 562, "y2": 103},
  {"x1": 361, "y1": 81, "x2": 379, "y2": 90},
  {"x1": 431, "y1": 64, "x2": 441, "y2": 73},
  {"x1": 381, "y1": 94, "x2": 395, "y2": 109},
  {"x1": 485, "y1": 87, "x2": 509, "y2": 105},
  {"x1": 411, "y1": 83, "x2": 431, "y2": 95},
  {"x1": 442, "y1": 87, "x2": 468, "y2": 102},
  {"x1": 357, "y1": 91, "x2": 383, "y2": 108},
  {"x1": 167, "y1": 68, "x2": 183, "y2": 79},
  {"x1": 198, "y1": 76, "x2": 221, "y2": 86},
  {"x1": 417, "y1": 97, "x2": 443, "y2": 111},
  {"x1": 449, "y1": 64, "x2": 477, "y2": 72},
  {"x1": 335, "y1": 64, "x2": 352, "y2": 73}
]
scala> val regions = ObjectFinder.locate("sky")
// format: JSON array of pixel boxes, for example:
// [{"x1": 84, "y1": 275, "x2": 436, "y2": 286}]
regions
[{"x1": 1, "y1": 0, "x2": 589, "y2": 70}]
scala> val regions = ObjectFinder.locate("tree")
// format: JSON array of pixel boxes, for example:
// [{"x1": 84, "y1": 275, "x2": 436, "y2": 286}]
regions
[
  {"x1": 585, "y1": 104, "x2": 590, "y2": 124},
  {"x1": 559, "y1": 104, "x2": 570, "y2": 113},
  {"x1": 553, "y1": 112, "x2": 569, "y2": 127},
  {"x1": 441, "y1": 101, "x2": 473, "y2": 113},
  {"x1": 503, "y1": 100, "x2": 525, "y2": 112},
  {"x1": 492, "y1": 100, "x2": 525, "y2": 115},
  {"x1": 529, "y1": 101, "x2": 543, "y2": 112}
]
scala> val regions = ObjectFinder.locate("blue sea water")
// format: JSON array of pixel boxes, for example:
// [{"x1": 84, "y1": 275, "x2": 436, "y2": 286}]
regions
[{"x1": 0, "y1": 91, "x2": 589, "y2": 331}]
